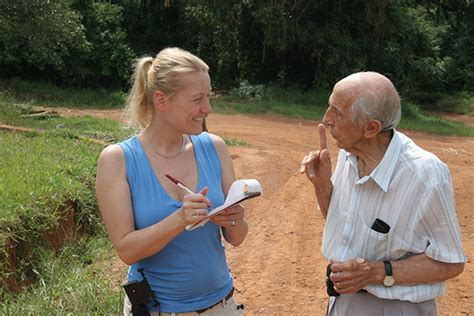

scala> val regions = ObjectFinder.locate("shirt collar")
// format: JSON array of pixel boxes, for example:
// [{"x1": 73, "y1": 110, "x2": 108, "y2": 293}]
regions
[
  {"x1": 344, "y1": 130, "x2": 402, "y2": 192},
  {"x1": 370, "y1": 130, "x2": 402, "y2": 192}
]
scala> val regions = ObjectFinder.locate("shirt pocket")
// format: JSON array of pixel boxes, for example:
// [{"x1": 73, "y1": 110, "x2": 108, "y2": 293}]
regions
[{"x1": 358, "y1": 220, "x2": 391, "y2": 261}]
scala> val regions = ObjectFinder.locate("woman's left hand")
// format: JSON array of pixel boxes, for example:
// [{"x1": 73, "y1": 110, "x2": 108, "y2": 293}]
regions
[{"x1": 210, "y1": 204, "x2": 245, "y2": 228}]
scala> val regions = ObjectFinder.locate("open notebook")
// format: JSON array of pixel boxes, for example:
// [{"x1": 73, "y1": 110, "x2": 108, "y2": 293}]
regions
[{"x1": 186, "y1": 179, "x2": 262, "y2": 231}]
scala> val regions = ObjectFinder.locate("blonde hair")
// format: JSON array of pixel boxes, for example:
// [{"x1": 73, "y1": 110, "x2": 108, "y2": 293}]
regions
[{"x1": 123, "y1": 47, "x2": 209, "y2": 129}]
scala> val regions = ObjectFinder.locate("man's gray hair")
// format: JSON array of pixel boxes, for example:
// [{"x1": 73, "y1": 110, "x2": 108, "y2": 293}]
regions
[{"x1": 351, "y1": 83, "x2": 401, "y2": 132}]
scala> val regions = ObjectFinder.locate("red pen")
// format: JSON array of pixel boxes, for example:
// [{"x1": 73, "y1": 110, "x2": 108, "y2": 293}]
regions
[
  {"x1": 165, "y1": 174, "x2": 194, "y2": 194},
  {"x1": 166, "y1": 174, "x2": 211, "y2": 208}
]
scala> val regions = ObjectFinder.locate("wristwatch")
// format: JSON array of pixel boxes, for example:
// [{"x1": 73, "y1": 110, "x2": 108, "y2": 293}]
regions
[{"x1": 383, "y1": 260, "x2": 395, "y2": 287}]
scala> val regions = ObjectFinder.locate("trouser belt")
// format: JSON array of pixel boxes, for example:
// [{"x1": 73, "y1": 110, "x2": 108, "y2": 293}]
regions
[{"x1": 195, "y1": 288, "x2": 234, "y2": 314}]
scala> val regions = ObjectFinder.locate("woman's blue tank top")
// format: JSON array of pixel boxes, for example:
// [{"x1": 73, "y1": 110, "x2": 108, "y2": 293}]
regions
[{"x1": 118, "y1": 132, "x2": 233, "y2": 313}]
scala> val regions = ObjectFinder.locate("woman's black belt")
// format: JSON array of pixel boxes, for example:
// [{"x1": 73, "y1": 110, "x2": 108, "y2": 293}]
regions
[{"x1": 195, "y1": 288, "x2": 234, "y2": 314}]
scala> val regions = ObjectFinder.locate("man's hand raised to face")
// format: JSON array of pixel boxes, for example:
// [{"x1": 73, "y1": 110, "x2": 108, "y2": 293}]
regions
[
  {"x1": 300, "y1": 123, "x2": 333, "y2": 217},
  {"x1": 300, "y1": 124, "x2": 332, "y2": 187}
]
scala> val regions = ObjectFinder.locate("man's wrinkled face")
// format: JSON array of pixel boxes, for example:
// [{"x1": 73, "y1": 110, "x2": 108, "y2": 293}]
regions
[{"x1": 322, "y1": 81, "x2": 364, "y2": 152}]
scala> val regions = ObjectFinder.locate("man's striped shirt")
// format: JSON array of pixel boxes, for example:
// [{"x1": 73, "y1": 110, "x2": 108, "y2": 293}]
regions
[{"x1": 322, "y1": 130, "x2": 466, "y2": 303}]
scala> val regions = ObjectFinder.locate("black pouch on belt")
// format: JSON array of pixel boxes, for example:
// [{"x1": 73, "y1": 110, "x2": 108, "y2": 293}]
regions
[
  {"x1": 326, "y1": 264, "x2": 340, "y2": 297},
  {"x1": 123, "y1": 279, "x2": 152, "y2": 316},
  {"x1": 123, "y1": 268, "x2": 159, "y2": 316}
]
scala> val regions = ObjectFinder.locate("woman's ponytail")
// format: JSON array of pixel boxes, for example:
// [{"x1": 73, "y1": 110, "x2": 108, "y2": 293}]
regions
[{"x1": 123, "y1": 57, "x2": 154, "y2": 129}]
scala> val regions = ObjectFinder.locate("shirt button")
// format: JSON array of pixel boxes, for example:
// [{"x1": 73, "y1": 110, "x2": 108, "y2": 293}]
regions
[{"x1": 341, "y1": 239, "x2": 347, "y2": 245}]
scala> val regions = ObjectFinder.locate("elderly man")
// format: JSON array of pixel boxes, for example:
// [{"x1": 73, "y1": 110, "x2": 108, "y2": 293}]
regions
[{"x1": 301, "y1": 72, "x2": 465, "y2": 315}]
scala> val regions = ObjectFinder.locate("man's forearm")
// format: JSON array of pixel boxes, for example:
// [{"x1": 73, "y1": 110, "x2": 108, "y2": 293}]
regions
[
  {"x1": 330, "y1": 253, "x2": 465, "y2": 294},
  {"x1": 392, "y1": 254, "x2": 464, "y2": 285},
  {"x1": 314, "y1": 182, "x2": 333, "y2": 219},
  {"x1": 369, "y1": 253, "x2": 464, "y2": 286}
]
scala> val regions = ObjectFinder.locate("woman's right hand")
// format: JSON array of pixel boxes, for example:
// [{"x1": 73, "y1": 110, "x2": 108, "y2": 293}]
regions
[{"x1": 179, "y1": 186, "x2": 211, "y2": 225}]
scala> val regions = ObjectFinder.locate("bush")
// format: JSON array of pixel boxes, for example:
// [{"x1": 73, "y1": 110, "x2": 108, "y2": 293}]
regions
[
  {"x1": 0, "y1": 0, "x2": 88, "y2": 77},
  {"x1": 230, "y1": 80, "x2": 266, "y2": 99},
  {"x1": 66, "y1": 1, "x2": 136, "y2": 86}
]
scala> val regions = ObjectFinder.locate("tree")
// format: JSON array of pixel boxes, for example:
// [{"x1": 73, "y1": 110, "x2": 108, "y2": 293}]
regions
[
  {"x1": 68, "y1": 0, "x2": 136, "y2": 86},
  {"x1": 441, "y1": 1, "x2": 474, "y2": 92},
  {"x1": 0, "y1": 0, "x2": 88, "y2": 79}
]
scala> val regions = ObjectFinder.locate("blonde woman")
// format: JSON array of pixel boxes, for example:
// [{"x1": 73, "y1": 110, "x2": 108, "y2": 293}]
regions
[{"x1": 96, "y1": 47, "x2": 247, "y2": 315}]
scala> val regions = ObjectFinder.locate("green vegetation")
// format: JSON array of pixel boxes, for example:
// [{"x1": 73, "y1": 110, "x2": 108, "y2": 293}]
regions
[
  {"x1": 220, "y1": 135, "x2": 248, "y2": 147},
  {"x1": 2, "y1": 79, "x2": 473, "y2": 136},
  {"x1": 0, "y1": 102, "x2": 133, "y2": 312},
  {"x1": 0, "y1": 0, "x2": 134, "y2": 87},
  {"x1": 1, "y1": 78, "x2": 126, "y2": 109},
  {"x1": 213, "y1": 83, "x2": 329, "y2": 120},
  {"x1": 400, "y1": 101, "x2": 474, "y2": 136},
  {"x1": 1, "y1": 236, "x2": 124, "y2": 314},
  {"x1": 410, "y1": 90, "x2": 474, "y2": 115},
  {"x1": 0, "y1": 104, "x2": 133, "y2": 144},
  {"x1": 0, "y1": 132, "x2": 96, "y2": 221},
  {"x1": 2, "y1": 1, "x2": 473, "y2": 98}
]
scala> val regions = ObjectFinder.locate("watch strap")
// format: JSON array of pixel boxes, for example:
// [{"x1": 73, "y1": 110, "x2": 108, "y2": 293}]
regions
[{"x1": 383, "y1": 260, "x2": 393, "y2": 276}]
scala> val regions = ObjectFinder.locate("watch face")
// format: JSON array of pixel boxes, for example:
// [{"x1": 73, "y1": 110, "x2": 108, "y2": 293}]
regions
[{"x1": 383, "y1": 276, "x2": 395, "y2": 287}]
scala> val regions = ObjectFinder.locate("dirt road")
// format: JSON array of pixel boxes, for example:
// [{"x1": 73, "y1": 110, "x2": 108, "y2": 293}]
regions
[{"x1": 58, "y1": 109, "x2": 473, "y2": 315}]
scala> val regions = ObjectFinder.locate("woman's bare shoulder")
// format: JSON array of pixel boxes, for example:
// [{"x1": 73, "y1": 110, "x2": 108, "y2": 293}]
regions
[
  {"x1": 207, "y1": 132, "x2": 226, "y2": 149},
  {"x1": 98, "y1": 144, "x2": 125, "y2": 170}
]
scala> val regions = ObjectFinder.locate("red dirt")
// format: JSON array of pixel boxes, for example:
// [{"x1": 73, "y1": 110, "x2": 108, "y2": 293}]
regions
[{"x1": 55, "y1": 108, "x2": 473, "y2": 315}]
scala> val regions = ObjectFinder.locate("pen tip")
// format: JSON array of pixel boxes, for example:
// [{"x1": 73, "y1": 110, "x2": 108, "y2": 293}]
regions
[{"x1": 165, "y1": 174, "x2": 178, "y2": 184}]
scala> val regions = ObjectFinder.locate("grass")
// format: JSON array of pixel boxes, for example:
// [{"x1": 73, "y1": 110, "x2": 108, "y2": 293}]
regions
[
  {"x1": 1, "y1": 235, "x2": 125, "y2": 314},
  {"x1": 213, "y1": 85, "x2": 329, "y2": 120},
  {"x1": 436, "y1": 92, "x2": 474, "y2": 116},
  {"x1": 220, "y1": 134, "x2": 248, "y2": 146},
  {"x1": 0, "y1": 132, "x2": 96, "y2": 219},
  {"x1": 1, "y1": 78, "x2": 126, "y2": 109},
  {"x1": 0, "y1": 94, "x2": 135, "y2": 142},
  {"x1": 2, "y1": 78, "x2": 473, "y2": 136},
  {"x1": 408, "y1": 90, "x2": 474, "y2": 116},
  {"x1": 400, "y1": 101, "x2": 474, "y2": 136},
  {"x1": 0, "y1": 130, "x2": 105, "y2": 300},
  {"x1": 0, "y1": 102, "x2": 134, "y2": 312}
]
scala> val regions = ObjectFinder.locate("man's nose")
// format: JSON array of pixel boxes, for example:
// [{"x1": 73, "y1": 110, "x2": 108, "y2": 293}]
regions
[{"x1": 322, "y1": 109, "x2": 332, "y2": 126}]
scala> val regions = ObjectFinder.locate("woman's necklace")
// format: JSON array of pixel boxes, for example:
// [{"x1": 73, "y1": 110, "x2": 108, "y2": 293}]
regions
[{"x1": 147, "y1": 134, "x2": 186, "y2": 159}]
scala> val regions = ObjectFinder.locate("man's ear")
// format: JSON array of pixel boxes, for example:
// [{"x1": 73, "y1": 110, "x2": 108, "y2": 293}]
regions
[
  {"x1": 364, "y1": 120, "x2": 382, "y2": 138},
  {"x1": 153, "y1": 90, "x2": 168, "y2": 111}
]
